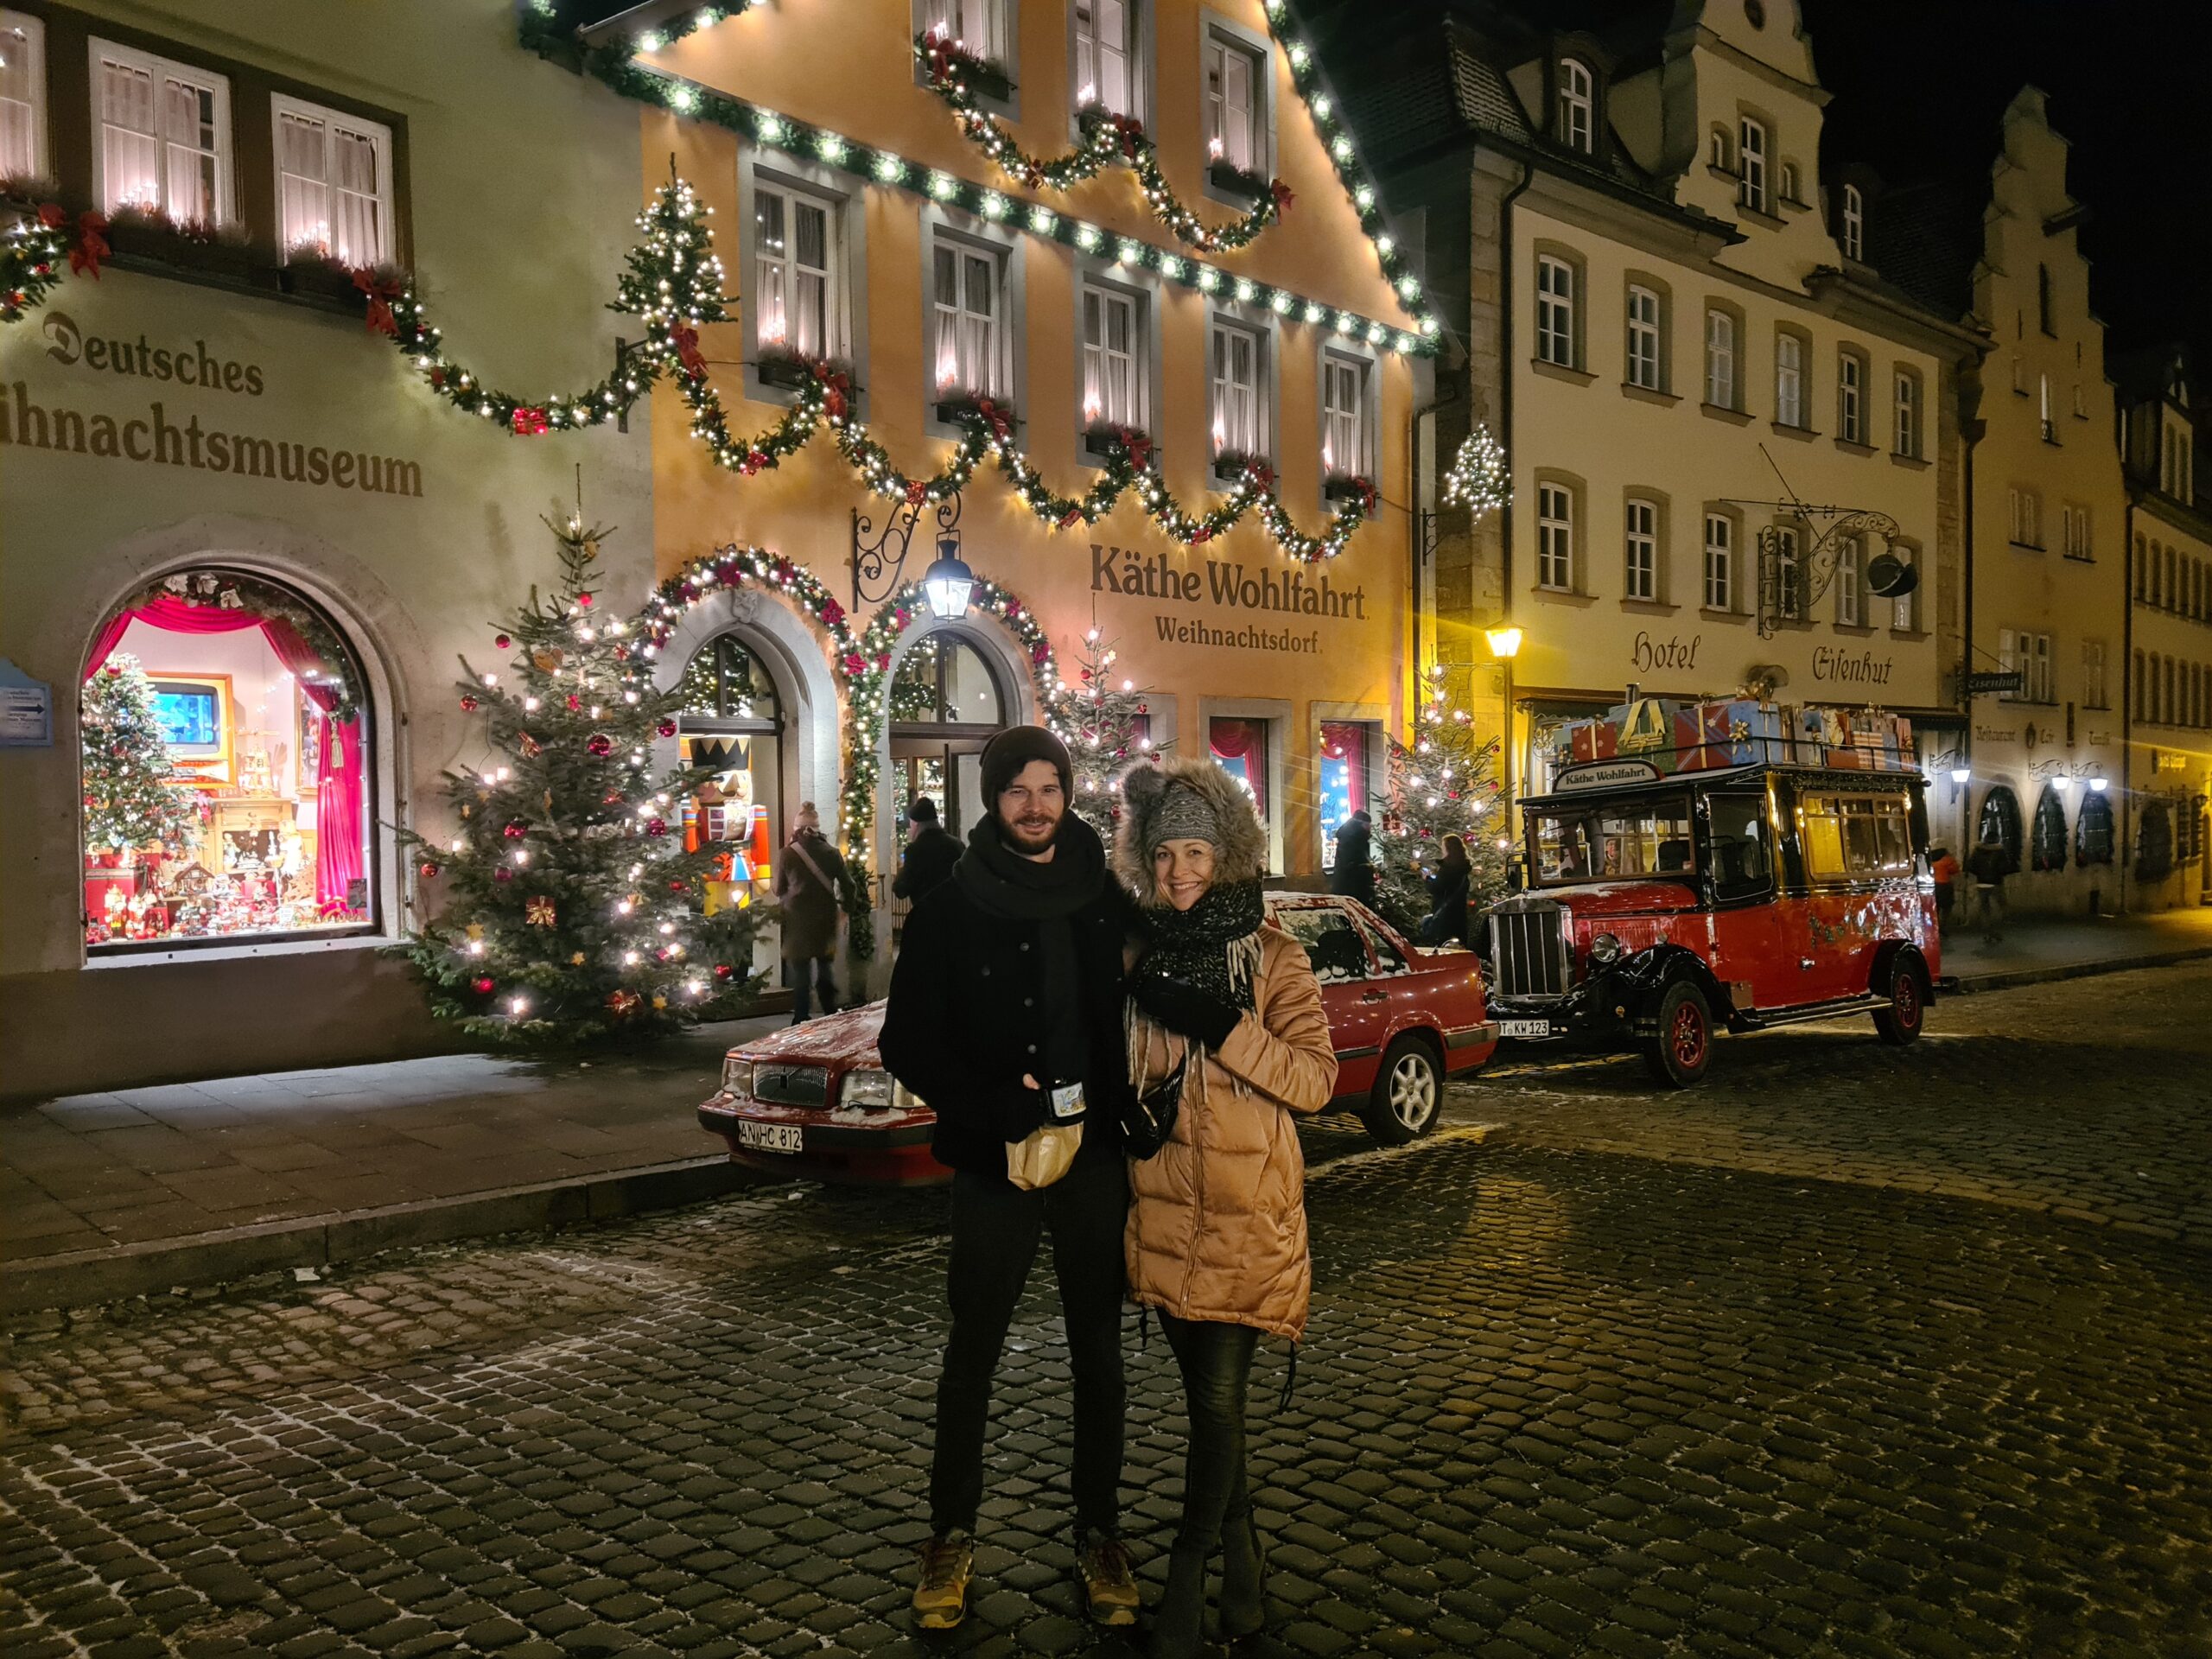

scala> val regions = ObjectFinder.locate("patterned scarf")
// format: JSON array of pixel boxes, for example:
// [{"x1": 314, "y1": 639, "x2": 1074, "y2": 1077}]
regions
[{"x1": 1131, "y1": 878, "x2": 1267, "y2": 1013}]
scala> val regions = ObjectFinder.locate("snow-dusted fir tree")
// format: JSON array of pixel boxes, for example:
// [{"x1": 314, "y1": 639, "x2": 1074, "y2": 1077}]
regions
[
  {"x1": 80, "y1": 652, "x2": 194, "y2": 855},
  {"x1": 1375, "y1": 666, "x2": 1511, "y2": 938},
  {"x1": 1053, "y1": 625, "x2": 1159, "y2": 838},
  {"x1": 397, "y1": 515, "x2": 760, "y2": 1045}
]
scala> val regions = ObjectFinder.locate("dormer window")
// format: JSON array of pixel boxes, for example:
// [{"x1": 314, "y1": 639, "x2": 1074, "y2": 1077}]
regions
[
  {"x1": 1738, "y1": 118, "x2": 1768, "y2": 213},
  {"x1": 1841, "y1": 183, "x2": 1864, "y2": 261},
  {"x1": 1557, "y1": 59, "x2": 1592, "y2": 154},
  {"x1": 1708, "y1": 126, "x2": 1732, "y2": 170}
]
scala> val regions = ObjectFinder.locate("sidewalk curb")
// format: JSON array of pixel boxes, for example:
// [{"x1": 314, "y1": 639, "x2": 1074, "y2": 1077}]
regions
[
  {"x1": 0, "y1": 1155, "x2": 766, "y2": 1316},
  {"x1": 1939, "y1": 944, "x2": 2212, "y2": 996}
]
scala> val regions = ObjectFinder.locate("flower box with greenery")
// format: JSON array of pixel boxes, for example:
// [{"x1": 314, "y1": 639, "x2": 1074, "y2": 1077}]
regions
[
  {"x1": 1212, "y1": 447, "x2": 1269, "y2": 484},
  {"x1": 932, "y1": 389, "x2": 1017, "y2": 439},
  {"x1": 104, "y1": 209, "x2": 262, "y2": 283},
  {"x1": 1324, "y1": 472, "x2": 1378, "y2": 505},
  {"x1": 277, "y1": 252, "x2": 370, "y2": 305},
  {"x1": 919, "y1": 33, "x2": 1015, "y2": 105},
  {"x1": 1083, "y1": 423, "x2": 1142, "y2": 461},
  {"x1": 756, "y1": 346, "x2": 817, "y2": 391},
  {"x1": 1207, "y1": 159, "x2": 1271, "y2": 201}
]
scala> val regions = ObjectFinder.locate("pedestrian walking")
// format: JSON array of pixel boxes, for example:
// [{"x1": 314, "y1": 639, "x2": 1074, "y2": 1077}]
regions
[
  {"x1": 1328, "y1": 808, "x2": 1375, "y2": 906},
  {"x1": 877, "y1": 727, "x2": 1142, "y2": 1633},
  {"x1": 890, "y1": 795, "x2": 963, "y2": 903},
  {"x1": 1114, "y1": 757, "x2": 1338, "y2": 1658},
  {"x1": 1929, "y1": 844, "x2": 1960, "y2": 936},
  {"x1": 1421, "y1": 832, "x2": 1472, "y2": 946},
  {"x1": 1966, "y1": 830, "x2": 2010, "y2": 946},
  {"x1": 772, "y1": 802, "x2": 845, "y2": 1021}
]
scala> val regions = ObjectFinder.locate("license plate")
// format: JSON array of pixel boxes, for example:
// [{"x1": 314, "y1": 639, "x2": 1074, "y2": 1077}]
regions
[
  {"x1": 737, "y1": 1120, "x2": 804, "y2": 1154},
  {"x1": 1500, "y1": 1019, "x2": 1551, "y2": 1039}
]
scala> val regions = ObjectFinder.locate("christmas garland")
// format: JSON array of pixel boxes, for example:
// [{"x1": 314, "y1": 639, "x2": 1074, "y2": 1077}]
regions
[
  {"x1": 915, "y1": 33, "x2": 1291, "y2": 255},
  {"x1": 1443, "y1": 424, "x2": 1511, "y2": 519},
  {"x1": 117, "y1": 571, "x2": 365, "y2": 722},
  {"x1": 3, "y1": 200, "x2": 110, "y2": 323}
]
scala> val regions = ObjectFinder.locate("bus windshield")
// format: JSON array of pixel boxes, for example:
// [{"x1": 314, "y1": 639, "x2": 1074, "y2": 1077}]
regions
[{"x1": 1531, "y1": 797, "x2": 1696, "y2": 886}]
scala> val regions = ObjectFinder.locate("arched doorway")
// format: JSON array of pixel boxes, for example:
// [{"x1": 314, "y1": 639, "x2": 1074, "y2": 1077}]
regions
[
  {"x1": 79, "y1": 569, "x2": 372, "y2": 950},
  {"x1": 887, "y1": 629, "x2": 1010, "y2": 837},
  {"x1": 675, "y1": 631, "x2": 785, "y2": 908},
  {"x1": 1975, "y1": 784, "x2": 2023, "y2": 875}
]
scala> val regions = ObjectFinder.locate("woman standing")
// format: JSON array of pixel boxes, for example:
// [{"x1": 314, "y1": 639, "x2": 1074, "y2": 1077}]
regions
[
  {"x1": 1114, "y1": 758, "x2": 1337, "y2": 1657},
  {"x1": 1422, "y1": 832, "x2": 1472, "y2": 946}
]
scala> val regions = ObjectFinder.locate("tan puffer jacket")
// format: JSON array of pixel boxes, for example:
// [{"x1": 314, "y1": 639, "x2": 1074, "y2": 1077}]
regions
[{"x1": 1123, "y1": 924, "x2": 1338, "y2": 1341}]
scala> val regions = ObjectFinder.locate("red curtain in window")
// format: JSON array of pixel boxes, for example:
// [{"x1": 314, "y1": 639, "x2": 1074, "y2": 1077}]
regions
[
  {"x1": 1319, "y1": 720, "x2": 1368, "y2": 813},
  {"x1": 84, "y1": 598, "x2": 342, "y2": 713},
  {"x1": 315, "y1": 715, "x2": 366, "y2": 916},
  {"x1": 1208, "y1": 718, "x2": 1268, "y2": 814}
]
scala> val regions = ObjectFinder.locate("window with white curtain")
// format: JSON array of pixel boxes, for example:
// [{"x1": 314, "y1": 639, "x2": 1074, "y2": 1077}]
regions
[
  {"x1": 1738, "y1": 117, "x2": 1768, "y2": 213},
  {"x1": 1208, "y1": 318, "x2": 1266, "y2": 455},
  {"x1": 92, "y1": 39, "x2": 231, "y2": 224},
  {"x1": 1838, "y1": 350, "x2": 1864, "y2": 443},
  {"x1": 1557, "y1": 60, "x2": 1592, "y2": 154},
  {"x1": 1841, "y1": 183, "x2": 1864, "y2": 261},
  {"x1": 1893, "y1": 369, "x2": 1918, "y2": 457},
  {"x1": 272, "y1": 95, "x2": 391, "y2": 265},
  {"x1": 1, "y1": 10, "x2": 47, "y2": 181},
  {"x1": 1625, "y1": 285, "x2": 1662, "y2": 391},
  {"x1": 932, "y1": 239, "x2": 1004, "y2": 398},
  {"x1": 1205, "y1": 32, "x2": 1261, "y2": 171},
  {"x1": 756, "y1": 181, "x2": 842, "y2": 359},
  {"x1": 1536, "y1": 254, "x2": 1575, "y2": 367},
  {"x1": 1320, "y1": 353, "x2": 1370, "y2": 477},
  {"x1": 1624, "y1": 497, "x2": 1659, "y2": 601},
  {"x1": 921, "y1": 0, "x2": 1006, "y2": 61},
  {"x1": 1776, "y1": 332, "x2": 1804, "y2": 427},
  {"x1": 1537, "y1": 484, "x2": 1574, "y2": 591},
  {"x1": 1834, "y1": 534, "x2": 1863, "y2": 626},
  {"x1": 1073, "y1": 0, "x2": 1135, "y2": 116},
  {"x1": 1081, "y1": 282, "x2": 1141, "y2": 427},
  {"x1": 1703, "y1": 513, "x2": 1733, "y2": 611},
  {"x1": 1890, "y1": 547, "x2": 1919, "y2": 632},
  {"x1": 1705, "y1": 308, "x2": 1735, "y2": 409}
]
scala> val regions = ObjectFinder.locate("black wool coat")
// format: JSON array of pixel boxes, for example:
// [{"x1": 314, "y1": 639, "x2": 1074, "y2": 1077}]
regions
[
  {"x1": 877, "y1": 872, "x2": 1135, "y2": 1176},
  {"x1": 891, "y1": 824, "x2": 963, "y2": 901}
]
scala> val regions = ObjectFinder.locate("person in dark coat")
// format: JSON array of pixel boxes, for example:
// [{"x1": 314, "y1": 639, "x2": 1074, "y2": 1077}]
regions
[
  {"x1": 1965, "y1": 830, "x2": 2011, "y2": 946},
  {"x1": 892, "y1": 796, "x2": 963, "y2": 902},
  {"x1": 877, "y1": 727, "x2": 1141, "y2": 1635},
  {"x1": 772, "y1": 802, "x2": 845, "y2": 1021},
  {"x1": 1329, "y1": 810, "x2": 1376, "y2": 906},
  {"x1": 1421, "y1": 833, "x2": 1471, "y2": 946}
]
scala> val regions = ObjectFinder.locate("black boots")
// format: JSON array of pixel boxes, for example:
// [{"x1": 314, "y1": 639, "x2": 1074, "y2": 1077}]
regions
[
  {"x1": 1218, "y1": 1510, "x2": 1266, "y2": 1638},
  {"x1": 1147, "y1": 1541, "x2": 1210, "y2": 1659}
]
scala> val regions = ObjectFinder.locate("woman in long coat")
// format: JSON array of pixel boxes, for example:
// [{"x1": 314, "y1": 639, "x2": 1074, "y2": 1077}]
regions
[{"x1": 1114, "y1": 757, "x2": 1337, "y2": 1657}]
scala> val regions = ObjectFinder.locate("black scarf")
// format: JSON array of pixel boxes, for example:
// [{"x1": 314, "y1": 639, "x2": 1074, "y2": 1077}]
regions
[
  {"x1": 953, "y1": 811, "x2": 1107, "y2": 919},
  {"x1": 1133, "y1": 879, "x2": 1266, "y2": 1013}
]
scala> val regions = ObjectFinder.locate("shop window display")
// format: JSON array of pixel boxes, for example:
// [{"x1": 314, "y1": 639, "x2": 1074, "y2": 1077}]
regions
[
  {"x1": 1208, "y1": 716, "x2": 1268, "y2": 815},
  {"x1": 80, "y1": 570, "x2": 369, "y2": 950},
  {"x1": 1318, "y1": 720, "x2": 1373, "y2": 870},
  {"x1": 889, "y1": 632, "x2": 1005, "y2": 836},
  {"x1": 677, "y1": 633, "x2": 783, "y2": 924}
]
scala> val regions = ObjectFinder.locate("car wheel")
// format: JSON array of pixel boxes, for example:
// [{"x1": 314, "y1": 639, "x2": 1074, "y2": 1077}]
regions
[
  {"x1": 1873, "y1": 959, "x2": 1926, "y2": 1046},
  {"x1": 1641, "y1": 981, "x2": 1713, "y2": 1088},
  {"x1": 1360, "y1": 1035, "x2": 1442, "y2": 1145}
]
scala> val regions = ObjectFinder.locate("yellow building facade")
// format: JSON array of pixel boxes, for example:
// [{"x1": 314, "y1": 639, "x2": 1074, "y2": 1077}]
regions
[{"x1": 565, "y1": 0, "x2": 1429, "y2": 979}]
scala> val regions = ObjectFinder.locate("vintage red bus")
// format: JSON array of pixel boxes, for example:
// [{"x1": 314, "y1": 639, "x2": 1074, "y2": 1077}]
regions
[{"x1": 1484, "y1": 756, "x2": 1940, "y2": 1085}]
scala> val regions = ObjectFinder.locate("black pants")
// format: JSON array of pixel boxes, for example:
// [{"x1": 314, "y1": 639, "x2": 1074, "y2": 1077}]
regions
[
  {"x1": 1159, "y1": 1311, "x2": 1261, "y2": 1551},
  {"x1": 931, "y1": 1156, "x2": 1128, "y2": 1536},
  {"x1": 788, "y1": 956, "x2": 836, "y2": 1020}
]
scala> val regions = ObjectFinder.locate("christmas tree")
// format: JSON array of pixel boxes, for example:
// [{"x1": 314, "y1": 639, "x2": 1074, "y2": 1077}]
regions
[
  {"x1": 397, "y1": 514, "x2": 761, "y2": 1046},
  {"x1": 1052, "y1": 626, "x2": 1159, "y2": 839},
  {"x1": 1374, "y1": 666, "x2": 1512, "y2": 938},
  {"x1": 80, "y1": 653, "x2": 194, "y2": 854}
]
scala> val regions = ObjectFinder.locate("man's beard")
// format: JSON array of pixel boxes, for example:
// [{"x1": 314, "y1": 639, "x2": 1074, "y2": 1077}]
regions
[{"x1": 1001, "y1": 810, "x2": 1060, "y2": 853}]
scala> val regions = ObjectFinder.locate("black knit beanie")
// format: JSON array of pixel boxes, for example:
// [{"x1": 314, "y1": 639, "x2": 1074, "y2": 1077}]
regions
[{"x1": 979, "y1": 725, "x2": 1074, "y2": 817}]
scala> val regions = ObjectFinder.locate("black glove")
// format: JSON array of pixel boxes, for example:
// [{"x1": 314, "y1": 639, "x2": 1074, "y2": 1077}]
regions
[
  {"x1": 1132, "y1": 976, "x2": 1243, "y2": 1051},
  {"x1": 987, "y1": 1076, "x2": 1051, "y2": 1144}
]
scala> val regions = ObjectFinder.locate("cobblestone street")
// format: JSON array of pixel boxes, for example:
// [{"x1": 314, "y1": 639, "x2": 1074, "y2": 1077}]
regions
[{"x1": 5, "y1": 965, "x2": 2212, "y2": 1658}]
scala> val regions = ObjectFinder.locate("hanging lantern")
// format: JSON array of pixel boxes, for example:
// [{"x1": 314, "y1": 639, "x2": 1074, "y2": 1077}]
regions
[{"x1": 922, "y1": 534, "x2": 975, "y2": 620}]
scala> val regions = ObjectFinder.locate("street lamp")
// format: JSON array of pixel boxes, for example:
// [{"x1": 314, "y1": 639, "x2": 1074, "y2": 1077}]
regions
[
  {"x1": 1484, "y1": 624, "x2": 1525, "y2": 855},
  {"x1": 922, "y1": 535, "x2": 975, "y2": 620}
]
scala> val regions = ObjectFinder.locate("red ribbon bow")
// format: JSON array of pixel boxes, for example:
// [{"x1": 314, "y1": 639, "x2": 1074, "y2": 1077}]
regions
[
  {"x1": 819, "y1": 598, "x2": 846, "y2": 628},
  {"x1": 972, "y1": 397, "x2": 1013, "y2": 442},
  {"x1": 1115, "y1": 426, "x2": 1154, "y2": 473},
  {"x1": 512, "y1": 406, "x2": 550, "y2": 436},
  {"x1": 36, "y1": 202, "x2": 66, "y2": 230},
  {"x1": 1351, "y1": 476, "x2": 1378, "y2": 513},
  {"x1": 1269, "y1": 179, "x2": 1296, "y2": 215},
  {"x1": 671, "y1": 323, "x2": 707, "y2": 378},
  {"x1": 814, "y1": 362, "x2": 850, "y2": 421},
  {"x1": 1110, "y1": 114, "x2": 1147, "y2": 158},
  {"x1": 905, "y1": 479, "x2": 930, "y2": 506},
  {"x1": 353, "y1": 267, "x2": 403, "y2": 336},
  {"x1": 1246, "y1": 461, "x2": 1278, "y2": 493},
  {"x1": 69, "y1": 212, "x2": 111, "y2": 280}
]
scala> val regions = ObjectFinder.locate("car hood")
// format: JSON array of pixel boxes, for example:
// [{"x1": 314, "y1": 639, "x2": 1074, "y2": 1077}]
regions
[
  {"x1": 1541, "y1": 880, "x2": 1701, "y2": 918},
  {"x1": 734, "y1": 1000, "x2": 889, "y2": 1066}
]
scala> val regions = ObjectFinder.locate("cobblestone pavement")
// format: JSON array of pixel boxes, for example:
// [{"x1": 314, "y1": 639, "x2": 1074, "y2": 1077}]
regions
[{"x1": 5, "y1": 969, "x2": 2212, "y2": 1657}]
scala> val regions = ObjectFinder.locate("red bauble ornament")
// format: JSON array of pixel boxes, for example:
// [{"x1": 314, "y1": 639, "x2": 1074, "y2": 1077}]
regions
[
  {"x1": 103, "y1": 664, "x2": 122, "y2": 678},
  {"x1": 566, "y1": 694, "x2": 582, "y2": 711},
  {"x1": 495, "y1": 633, "x2": 511, "y2": 649},
  {"x1": 645, "y1": 817, "x2": 669, "y2": 838},
  {"x1": 461, "y1": 695, "x2": 479, "y2": 712},
  {"x1": 656, "y1": 718, "x2": 678, "y2": 737},
  {"x1": 668, "y1": 880, "x2": 688, "y2": 893},
  {"x1": 419, "y1": 861, "x2": 441, "y2": 879},
  {"x1": 502, "y1": 821, "x2": 527, "y2": 839},
  {"x1": 493, "y1": 866, "x2": 514, "y2": 882},
  {"x1": 587, "y1": 734, "x2": 613, "y2": 757},
  {"x1": 471, "y1": 976, "x2": 495, "y2": 995},
  {"x1": 576, "y1": 593, "x2": 594, "y2": 609},
  {"x1": 713, "y1": 963, "x2": 734, "y2": 981}
]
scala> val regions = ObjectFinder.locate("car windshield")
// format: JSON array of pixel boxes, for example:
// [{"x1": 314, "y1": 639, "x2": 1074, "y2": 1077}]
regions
[
  {"x1": 1273, "y1": 906, "x2": 1372, "y2": 983},
  {"x1": 1532, "y1": 796, "x2": 1696, "y2": 886}
]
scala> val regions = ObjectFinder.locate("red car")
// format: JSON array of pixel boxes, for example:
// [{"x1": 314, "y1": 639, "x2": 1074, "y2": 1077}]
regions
[{"x1": 696, "y1": 893, "x2": 1499, "y2": 1184}]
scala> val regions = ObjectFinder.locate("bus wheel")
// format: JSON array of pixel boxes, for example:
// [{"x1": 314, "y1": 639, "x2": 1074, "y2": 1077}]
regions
[{"x1": 1642, "y1": 982, "x2": 1713, "y2": 1088}]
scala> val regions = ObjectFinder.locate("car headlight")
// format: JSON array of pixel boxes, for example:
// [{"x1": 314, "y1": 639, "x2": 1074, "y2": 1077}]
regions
[
  {"x1": 840, "y1": 1067, "x2": 893, "y2": 1109},
  {"x1": 893, "y1": 1078, "x2": 924, "y2": 1111},
  {"x1": 721, "y1": 1056, "x2": 753, "y2": 1096},
  {"x1": 1588, "y1": 931, "x2": 1624, "y2": 965}
]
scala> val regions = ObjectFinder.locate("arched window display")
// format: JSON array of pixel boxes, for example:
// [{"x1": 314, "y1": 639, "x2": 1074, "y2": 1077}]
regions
[
  {"x1": 889, "y1": 632, "x2": 1007, "y2": 836},
  {"x1": 2075, "y1": 790, "x2": 2115, "y2": 866},
  {"x1": 677, "y1": 633, "x2": 783, "y2": 917},
  {"x1": 2135, "y1": 798, "x2": 2174, "y2": 883},
  {"x1": 1974, "y1": 783, "x2": 2023, "y2": 874},
  {"x1": 80, "y1": 570, "x2": 371, "y2": 951},
  {"x1": 2028, "y1": 784, "x2": 2069, "y2": 872}
]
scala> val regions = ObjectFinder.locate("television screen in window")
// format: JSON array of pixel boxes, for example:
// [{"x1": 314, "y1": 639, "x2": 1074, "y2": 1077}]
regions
[{"x1": 152, "y1": 683, "x2": 223, "y2": 757}]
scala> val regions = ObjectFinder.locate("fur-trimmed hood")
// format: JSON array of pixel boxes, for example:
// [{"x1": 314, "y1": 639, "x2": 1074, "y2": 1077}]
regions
[{"x1": 1113, "y1": 754, "x2": 1270, "y2": 906}]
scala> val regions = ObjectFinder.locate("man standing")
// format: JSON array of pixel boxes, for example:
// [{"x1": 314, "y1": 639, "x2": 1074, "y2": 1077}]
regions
[
  {"x1": 878, "y1": 728, "x2": 1141, "y2": 1633},
  {"x1": 772, "y1": 802, "x2": 845, "y2": 1022},
  {"x1": 1330, "y1": 808, "x2": 1376, "y2": 906},
  {"x1": 1929, "y1": 844, "x2": 1960, "y2": 936},
  {"x1": 891, "y1": 795, "x2": 962, "y2": 903},
  {"x1": 1966, "y1": 830, "x2": 2011, "y2": 947}
]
